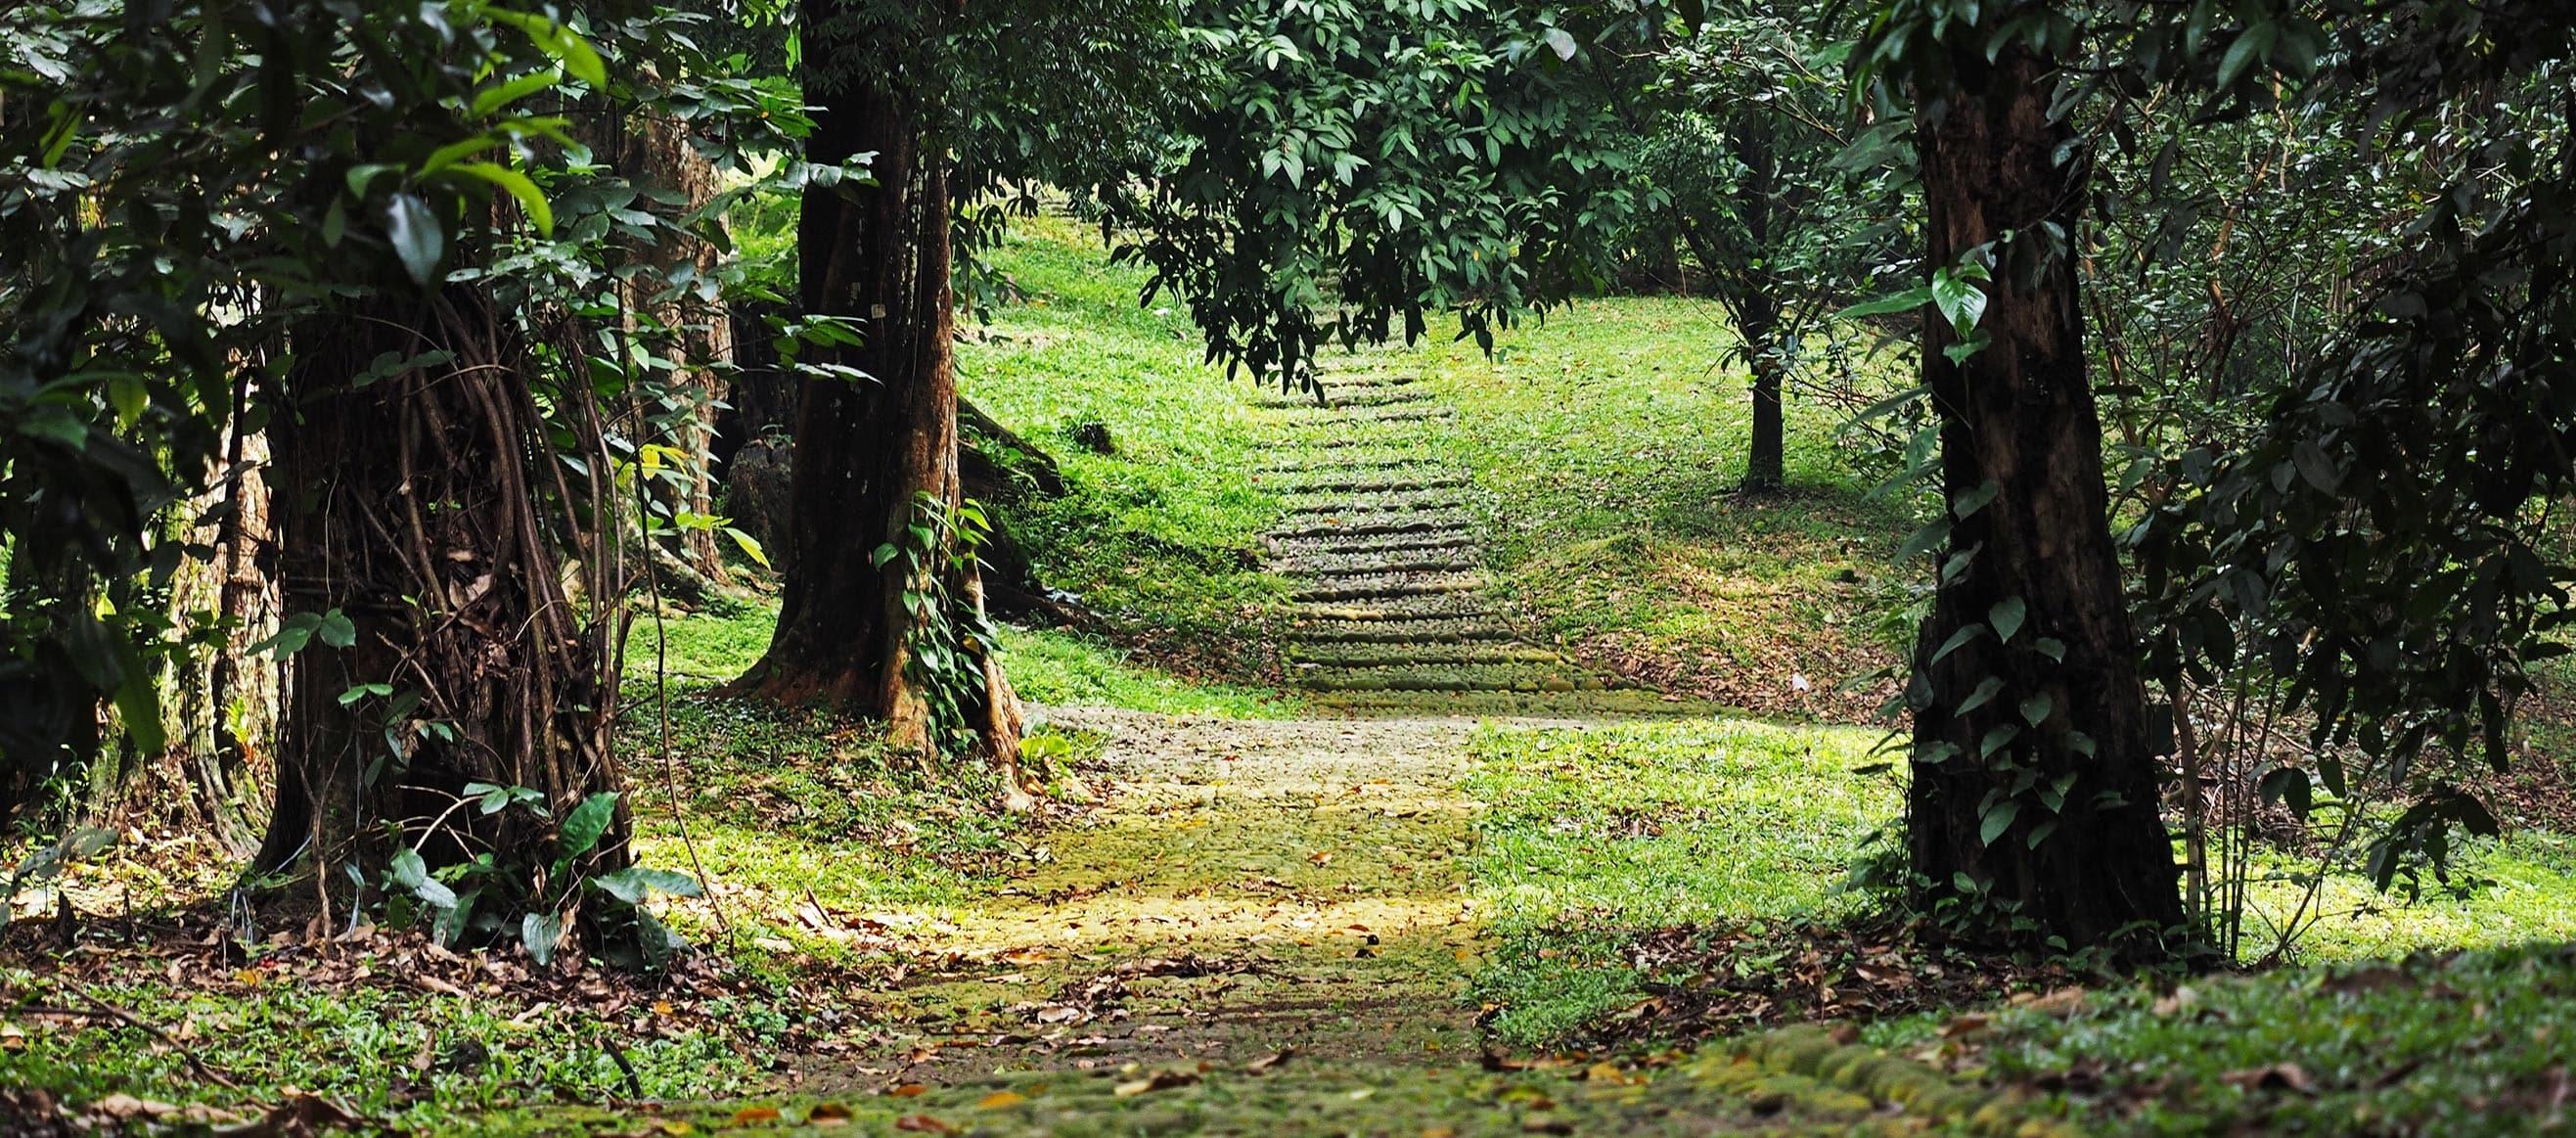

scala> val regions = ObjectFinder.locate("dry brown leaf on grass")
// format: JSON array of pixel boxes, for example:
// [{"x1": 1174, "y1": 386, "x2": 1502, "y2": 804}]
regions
[{"x1": 1113, "y1": 1070, "x2": 1201, "y2": 1097}]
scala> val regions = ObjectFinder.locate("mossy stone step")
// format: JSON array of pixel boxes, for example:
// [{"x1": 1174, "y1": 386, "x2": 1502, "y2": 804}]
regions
[
  {"x1": 1278, "y1": 405, "x2": 1456, "y2": 429},
  {"x1": 1289, "y1": 618, "x2": 1517, "y2": 644},
  {"x1": 1281, "y1": 489, "x2": 1465, "y2": 516},
  {"x1": 1295, "y1": 661, "x2": 1601, "y2": 693},
  {"x1": 1256, "y1": 453, "x2": 1441, "y2": 476},
  {"x1": 1288, "y1": 643, "x2": 1565, "y2": 667},
  {"x1": 1277, "y1": 555, "x2": 1480, "y2": 577},
  {"x1": 1267, "y1": 473, "x2": 1470, "y2": 496},
  {"x1": 1273, "y1": 513, "x2": 1476, "y2": 540},
  {"x1": 1255, "y1": 387, "x2": 1433, "y2": 411},
  {"x1": 1289, "y1": 572, "x2": 1485, "y2": 604},
  {"x1": 1270, "y1": 531, "x2": 1478, "y2": 558},
  {"x1": 1290, "y1": 594, "x2": 1500, "y2": 620}
]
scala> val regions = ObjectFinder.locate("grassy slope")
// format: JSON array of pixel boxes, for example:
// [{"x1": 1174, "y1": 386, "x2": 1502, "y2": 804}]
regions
[{"x1": 957, "y1": 216, "x2": 1294, "y2": 685}]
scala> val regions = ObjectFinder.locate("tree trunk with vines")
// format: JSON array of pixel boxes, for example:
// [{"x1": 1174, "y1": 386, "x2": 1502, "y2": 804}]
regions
[
  {"x1": 257, "y1": 290, "x2": 632, "y2": 952},
  {"x1": 1905, "y1": 46, "x2": 2186, "y2": 952},
  {"x1": 734, "y1": 3, "x2": 1026, "y2": 791}
]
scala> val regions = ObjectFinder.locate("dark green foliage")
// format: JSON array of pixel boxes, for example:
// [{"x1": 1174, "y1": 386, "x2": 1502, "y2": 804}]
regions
[{"x1": 1105, "y1": 0, "x2": 1650, "y2": 387}]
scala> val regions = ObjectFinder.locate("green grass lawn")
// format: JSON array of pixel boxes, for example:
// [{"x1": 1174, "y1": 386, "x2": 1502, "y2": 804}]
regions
[{"x1": 1466, "y1": 717, "x2": 1898, "y2": 1044}]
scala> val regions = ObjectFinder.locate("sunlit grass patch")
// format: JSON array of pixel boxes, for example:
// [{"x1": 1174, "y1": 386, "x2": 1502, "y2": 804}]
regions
[
  {"x1": 1466, "y1": 716, "x2": 1897, "y2": 1044},
  {"x1": 961, "y1": 217, "x2": 1293, "y2": 673}
]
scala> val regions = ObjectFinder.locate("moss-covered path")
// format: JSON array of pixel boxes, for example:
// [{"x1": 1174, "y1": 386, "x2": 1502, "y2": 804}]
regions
[
  {"x1": 820, "y1": 709, "x2": 1488, "y2": 1083},
  {"x1": 651, "y1": 708, "x2": 2063, "y2": 1137}
]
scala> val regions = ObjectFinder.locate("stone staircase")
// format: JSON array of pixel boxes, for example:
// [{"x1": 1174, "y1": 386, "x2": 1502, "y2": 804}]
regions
[{"x1": 1253, "y1": 364, "x2": 1665, "y2": 715}]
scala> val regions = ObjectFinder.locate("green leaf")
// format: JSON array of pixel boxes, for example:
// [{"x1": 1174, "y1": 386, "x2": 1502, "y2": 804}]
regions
[
  {"x1": 522, "y1": 910, "x2": 563, "y2": 967},
  {"x1": 1950, "y1": 479, "x2": 2000, "y2": 520},
  {"x1": 1834, "y1": 286, "x2": 1933, "y2": 322},
  {"x1": 593, "y1": 866, "x2": 703, "y2": 904},
  {"x1": 1541, "y1": 27, "x2": 1578, "y2": 61},
  {"x1": 2216, "y1": 22, "x2": 2277, "y2": 89},
  {"x1": 1931, "y1": 266, "x2": 1989, "y2": 338},
  {"x1": 2290, "y1": 438, "x2": 2340, "y2": 493},
  {"x1": 385, "y1": 193, "x2": 443, "y2": 286},
  {"x1": 557, "y1": 791, "x2": 620, "y2": 861},
  {"x1": 471, "y1": 69, "x2": 562, "y2": 119},
  {"x1": 723, "y1": 526, "x2": 773, "y2": 569},
  {"x1": 317, "y1": 610, "x2": 357, "y2": 649},
  {"x1": 419, "y1": 135, "x2": 500, "y2": 175},
  {"x1": 1930, "y1": 623, "x2": 1985, "y2": 664},
  {"x1": 1979, "y1": 799, "x2": 2019, "y2": 846},
  {"x1": 1988, "y1": 596, "x2": 2027, "y2": 642},
  {"x1": 388, "y1": 847, "x2": 456, "y2": 909},
  {"x1": 1957, "y1": 675, "x2": 2006, "y2": 715},
  {"x1": 113, "y1": 672, "x2": 165, "y2": 755},
  {"x1": 2018, "y1": 693, "x2": 2053, "y2": 726},
  {"x1": 446, "y1": 161, "x2": 553, "y2": 236}
]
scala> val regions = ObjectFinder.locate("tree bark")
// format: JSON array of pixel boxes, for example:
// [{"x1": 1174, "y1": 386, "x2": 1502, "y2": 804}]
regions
[
  {"x1": 734, "y1": 8, "x2": 1026, "y2": 788},
  {"x1": 258, "y1": 290, "x2": 630, "y2": 949},
  {"x1": 1905, "y1": 46, "x2": 2185, "y2": 952}
]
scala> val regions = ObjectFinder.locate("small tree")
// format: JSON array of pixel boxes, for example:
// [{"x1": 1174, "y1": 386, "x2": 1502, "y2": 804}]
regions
[{"x1": 1625, "y1": 5, "x2": 1901, "y2": 489}]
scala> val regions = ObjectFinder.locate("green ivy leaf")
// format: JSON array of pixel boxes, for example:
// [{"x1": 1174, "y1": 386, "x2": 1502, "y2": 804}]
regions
[
  {"x1": 1979, "y1": 799, "x2": 2019, "y2": 846},
  {"x1": 1988, "y1": 596, "x2": 2027, "y2": 642}
]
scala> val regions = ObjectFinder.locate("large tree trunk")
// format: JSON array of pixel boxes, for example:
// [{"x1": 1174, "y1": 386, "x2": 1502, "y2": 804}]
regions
[
  {"x1": 257, "y1": 290, "x2": 631, "y2": 952},
  {"x1": 1905, "y1": 47, "x2": 2185, "y2": 952},
  {"x1": 734, "y1": 9, "x2": 1026, "y2": 788}
]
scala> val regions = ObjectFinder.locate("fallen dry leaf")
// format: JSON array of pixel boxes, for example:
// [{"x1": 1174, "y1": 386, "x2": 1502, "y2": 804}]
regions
[
  {"x1": 888, "y1": 1083, "x2": 929, "y2": 1098},
  {"x1": 1113, "y1": 1070, "x2": 1200, "y2": 1097},
  {"x1": 731, "y1": 1106, "x2": 783, "y2": 1125},
  {"x1": 1246, "y1": 1048, "x2": 1295, "y2": 1073},
  {"x1": 807, "y1": 1102, "x2": 854, "y2": 1127},
  {"x1": 975, "y1": 1091, "x2": 1028, "y2": 1110},
  {"x1": 894, "y1": 1115, "x2": 957, "y2": 1134}
]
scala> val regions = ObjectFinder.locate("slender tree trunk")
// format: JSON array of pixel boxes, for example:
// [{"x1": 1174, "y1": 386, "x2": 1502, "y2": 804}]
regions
[
  {"x1": 1906, "y1": 46, "x2": 2185, "y2": 952},
  {"x1": 258, "y1": 290, "x2": 630, "y2": 949},
  {"x1": 734, "y1": 8, "x2": 1026, "y2": 788},
  {"x1": 1740, "y1": 290, "x2": 1786, "y2": 491},
  {"x1": 617, "y1": 108, "x2": 735, "y2": 583}
]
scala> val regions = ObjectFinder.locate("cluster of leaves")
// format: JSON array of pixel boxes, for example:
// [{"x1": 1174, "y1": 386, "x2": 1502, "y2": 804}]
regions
[
  {"x1": 875, "y1": 492, "x2": 1010, "y2": 756},
  {"x1": 1105, "y1": 0, "x2": 1651, "y2": 388}
]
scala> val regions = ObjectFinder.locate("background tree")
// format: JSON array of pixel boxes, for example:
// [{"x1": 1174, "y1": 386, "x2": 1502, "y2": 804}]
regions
[{"x1": 1616, "y1": 4, "x2": 1902, "y2": 489}]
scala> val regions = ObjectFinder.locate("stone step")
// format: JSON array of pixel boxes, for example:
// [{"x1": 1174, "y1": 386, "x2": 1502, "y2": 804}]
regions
[
  {"x1": 1256, "y1": 454, "x2": 1443, "y2": 477},
  {"x1": 1270, "y1": 531, "x2": 1478, "y2": 558},
  {"x1": 1289, "y1": 572, "x2": 1486, "y2": 604},
  {"x1": 1278, "y1": 406, "x2": 1456, "y2": 430},
  {"x1": 1289, "y1": 617, "x2": 1518, "y2": 644},
  {"x1": 1271, "y1": 512, "x2": 1477, "y2": 540},
  {"x1": 1258, "y1": 387, "x2": 1435, "y2": 412},
  {"x1": 1288, "y1": 643, "x2": 1565, "y2": 667},
  {"x1": 1295, "y1": 662, "x2": 1601, "y2": 694},
  {"x1": 1266, "y1": 474, "x2": 1472, "y2": 496},
  {"x1": 1281, "y1": 489, "x2": 1463, "y2": 517},
  {"x1": 1290, "y1": 593, "x2": 1500, "y2": 621},
  {"x1": 1278, "y1": 554, "x2": 1480, "y2": 577}
]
